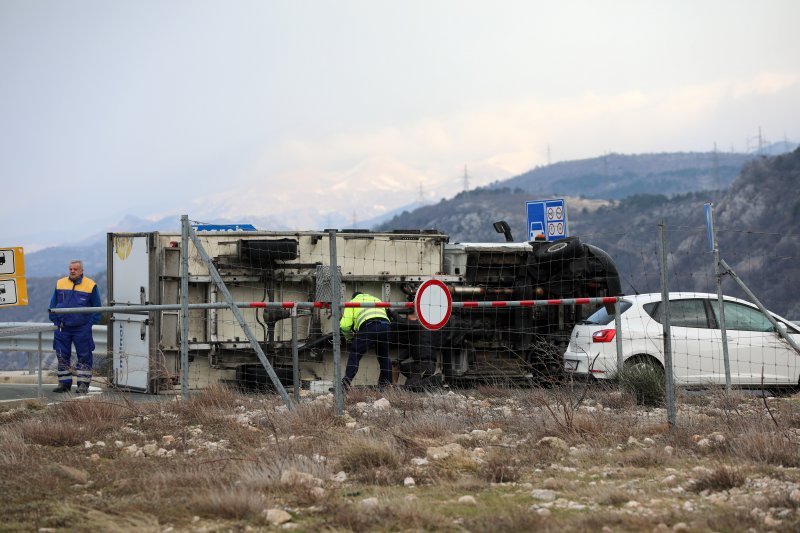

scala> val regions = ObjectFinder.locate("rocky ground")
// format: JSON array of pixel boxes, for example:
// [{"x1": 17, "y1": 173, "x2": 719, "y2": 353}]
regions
[{"x1": 1, "y1": 385, "x2": 799, "y2": 531}]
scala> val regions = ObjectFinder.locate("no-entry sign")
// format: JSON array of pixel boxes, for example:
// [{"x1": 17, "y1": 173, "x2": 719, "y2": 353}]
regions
[{"x1": 414, "y1": 279, "x2": 452, "y2": 330}]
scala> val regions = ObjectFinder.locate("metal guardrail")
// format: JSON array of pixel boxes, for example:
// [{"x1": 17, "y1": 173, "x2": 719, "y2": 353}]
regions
[
  {"x1": 0, "y1": 322, "x2": 107, "y2": 353},
  {"x1": 0, "y1": 323, "x2": 107, "y2": 398}
]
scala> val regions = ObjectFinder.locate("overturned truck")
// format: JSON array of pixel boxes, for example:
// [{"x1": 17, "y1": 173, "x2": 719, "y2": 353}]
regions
[{"x1": 107, "y1": 224, "x2": 621, "y2": 392}]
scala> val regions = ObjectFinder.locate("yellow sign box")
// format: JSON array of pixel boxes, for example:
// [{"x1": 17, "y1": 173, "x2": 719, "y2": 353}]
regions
[
  {"x1": 0, "y1": 247, "x2": 25, "y2": 277},
  {"x1": 0, "y1": 247, "x2": 28, "y2": 307},
  {"x1": 0, "y1": 277, "x2": 28, "y2": 307}
]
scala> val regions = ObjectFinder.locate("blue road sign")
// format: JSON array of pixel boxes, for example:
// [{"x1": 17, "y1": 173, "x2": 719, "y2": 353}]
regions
[{"x1": 526, "y1": 199, "x2": 568, "y2": 241}]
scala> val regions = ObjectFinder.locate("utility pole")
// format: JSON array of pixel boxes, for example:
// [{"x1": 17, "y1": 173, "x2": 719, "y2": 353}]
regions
[
  {"x1": 547, "y1": 144, "x2": 551, "y2": 166},
  {"x1": 463, "y1": 165, "x2": 469, "y2": 192},
  {"x1": 712, "y1": 142, "x2": 720, "y2": 195},
  {"x1": 418, "y1": 183, "x2": 425, "y2": 203}
]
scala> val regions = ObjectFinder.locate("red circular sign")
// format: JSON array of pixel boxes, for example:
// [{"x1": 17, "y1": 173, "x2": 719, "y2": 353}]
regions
[{"x1": 414, "y1": 279, "x2": 452, "y2": 330}]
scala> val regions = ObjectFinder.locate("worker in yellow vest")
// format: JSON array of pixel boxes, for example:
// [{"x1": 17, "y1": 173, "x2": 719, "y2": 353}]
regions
[{"x1": 339, "y1": 292, "x2": 392, "y2": 390}]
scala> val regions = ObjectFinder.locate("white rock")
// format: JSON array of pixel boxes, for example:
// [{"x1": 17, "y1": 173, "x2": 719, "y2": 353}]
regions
[
  {"x1": 404, "y1": 477, "x2": 416, "y2": 487},
  {"x1": 360, "y1": 497, "x2": 380, "y2": 508},
  {"x1": 695, "y1": 438, "x2": 712, "y2": 448},
  {"x1": 332, "y1": 471, "x2": 347, "y2": 483},
  {"x1": 692, "y1": 466, "x2": 713, "y2": 476},
  {"x1": 682, "y1": 501, "x2": 694, "y2": 512},
  {"x1": 661, "y1": 475, "x2": 677, "y2": 485},
  {"x1": 627, "y1": 436, "x2": 641, "y2": 446},
  {"x1": 281, "y1": 469, "x2": 322, "y2": 487},
  {"x1": 536, "y1": 436, "x2": 568, "y2": 450},
  {"x1": 536, "y1": 507, "x2": 551, "y2": 517},
  {"x1": 624, "y1": 500, "x2": 640, "y2": 509},
  {"x1": 458, "y1": 495, "x2": 477, "y2": 505},
  {"x1": 671, "y1": 523, "x2": 689, "y2": 532},
  {"x1": 789, "y1": 489, "x2": 800, "y2": 504},
  {"x1": 764, "y1": 515, "x2": 782, "y2": 527},
  {"x1": 410, "y1": 457, "x2": 429, "y2": 466},
  {"x1": 373, "y1": 398, "x2": 391, "y2": 410},
  {"x1": 426, "y1": 443, "x2": 464, "y2": 460},
  {"x1": 663, "y1": 446, "x2": 674, "y2": 456},
  {"x1": 162, "y1": 435, "x2": 175, "y2": 445},
  {"x1": 90, "y1": 453, "x2": 100, "y2": 462},
  {"x1": 404, "y1": 494, "x2": 417, "y2": 502},
  {"x1": 84, "y1": 441, "x2": 93, "y2": 449},
  {"x1": 265, "y1": 509, "x2": 292, "y2": 525},
  {"x1": 114, "y1": 441, "x2": 125, "y2": 448},
  {"x1": 354, "y1": 426, "x2": 372, "y2": 436},
  {"x1": 643, "y1": 438, "x2": 655, "y2": 445},
  {"x1": 310, "y1": 487, "x2": 326, "y2": 499},
  {"x1": 531, "y1": 489, "x2": 557, "y2": 502}
]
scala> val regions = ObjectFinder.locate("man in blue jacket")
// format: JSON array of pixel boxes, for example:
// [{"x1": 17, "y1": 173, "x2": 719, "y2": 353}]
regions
[{"x1": 49, "y1": 260, "x2": 101, "y2": 393}]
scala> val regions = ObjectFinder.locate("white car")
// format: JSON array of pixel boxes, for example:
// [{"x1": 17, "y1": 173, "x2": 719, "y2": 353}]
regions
[{"x1": 563, "y1": 292, "x2": 800, "y2": 388}]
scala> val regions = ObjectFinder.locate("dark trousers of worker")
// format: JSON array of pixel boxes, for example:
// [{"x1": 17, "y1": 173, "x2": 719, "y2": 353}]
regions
[
  {"x1": 53, "y1": 326, "x2": 94, "y2": 388},
  {"x1": 343, "y1": 320, "x2": 392, "y2": 387}
]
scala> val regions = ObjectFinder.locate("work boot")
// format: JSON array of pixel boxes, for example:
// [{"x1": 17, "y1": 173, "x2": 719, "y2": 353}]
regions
[
  {"x1": 52, "y1": 384, "x2": 71, "y2": 393},
  {"x1": 75, "y1": 383, "x2": 89, "y2": 394}
]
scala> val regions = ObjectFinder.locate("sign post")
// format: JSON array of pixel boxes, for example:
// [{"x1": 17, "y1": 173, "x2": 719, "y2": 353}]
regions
[
  {"x1": 0, "y1": 247, "x2": 28, "y2": 308},
  {"x1": 526, "y1": 199, "x2": 568, "y2": 241},
  {"x1": 414, "y1": 279, "x2": 452, "y2": 331}
]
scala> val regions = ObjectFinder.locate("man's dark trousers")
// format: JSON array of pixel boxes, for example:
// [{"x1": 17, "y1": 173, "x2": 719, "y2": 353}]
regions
[{"x1": 343, "y1": 320, "x2": 392, "y2": 387}]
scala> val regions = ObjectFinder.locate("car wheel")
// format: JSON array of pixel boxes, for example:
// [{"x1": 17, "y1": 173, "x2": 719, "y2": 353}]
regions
[{"x1": 534, "y1": 236, "x2": 583, "y2": 261}]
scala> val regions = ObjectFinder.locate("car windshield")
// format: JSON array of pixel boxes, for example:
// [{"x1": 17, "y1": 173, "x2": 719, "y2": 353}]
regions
[{"x1": 579, "y1": 300, "x2": 632, "y2": 325}]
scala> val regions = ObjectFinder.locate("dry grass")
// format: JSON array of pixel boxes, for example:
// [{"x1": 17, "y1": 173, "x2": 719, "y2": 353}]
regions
[
  {"x1": 689, "y1": 465, "x2": 745, "y2": 492},
  {"x1": 0, "y1": 384, "x2": 799, "y2": 531}
]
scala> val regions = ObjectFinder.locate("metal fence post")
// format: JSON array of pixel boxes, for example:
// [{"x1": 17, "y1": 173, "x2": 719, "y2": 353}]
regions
[
  {"x1": 291, "y1": 307, "x2": 300, "y2": 403},
  {"x1": 181, "y1": 215, "x2": 190, "y2": 400},
  {"x1": 706, "y1": 203, "x2": 732, "y2": 389},
  {"x1": 188, "y1": 223, "x2": 293, "y2": 408},
  {"x1": 614, "y1": 300, "x2": 624, "y2": 387},
  {"x1": 658, "y1": 222, "x2": 677, "y2": 429},
  {"x1": 329, "y1": 230, "x2": 344, "y2": 416},
  {"x1": 720, "y1": 258, "x2": 800, "y2": 356},
  {"x1": 37, "y1": 331, "x2": 43, "y2": 397}
]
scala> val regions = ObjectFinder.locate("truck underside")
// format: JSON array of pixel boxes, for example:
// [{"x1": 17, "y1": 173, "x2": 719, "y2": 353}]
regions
[{"x1": 107, "y1": 227, "x2": 621, "y2": 393}]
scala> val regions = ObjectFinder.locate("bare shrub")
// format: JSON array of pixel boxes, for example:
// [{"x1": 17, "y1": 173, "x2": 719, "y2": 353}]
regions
[
  {"x1": 732, "y1": 431, "x2": 800, "y2": 467},
  {"x1": 463, "y1": 508, "x2": 548, "y2": 532},
  {"x1": 477, "y1": 449, "x2": 522, "y2": 483},
  {"x1": 0, "y1": 427, "x2": 28, "y2": 465},
  {"x1": 689, "y1": 466, "x2": 745, "y2": 492},
  {"x1": 337, "y1": 437, "x2": 401, "y2": 482},
  {"x1": 616, "y1": 448, "x2": 665, "y2": 468},
  {"x1": 189, "y1": 485, "x2": 267, "y2": 521},
  {"x1": 592, "y1": 388, "x2": 637, "y2": 410},
  {"x1": 399, "y1": 412, "x2": 459, "y2": 440},
  {"x1": 260, "y1": 401, "x2": 344, "y2": 437},
  {"x1": 321, "y1": 500, "x2": 377, "y2": 532},
  {"x1": 55, "y1": 398, "x2": 133, "y2": 428},
  {"x1": 701, "y1": 508, "x2": 763, "y2": 531},
  {"x1": 596, "y1": 488, "x2": 637, "y2": 507},
  {"x1": 576, "y1": 511, "x2": 660, "y2": 532},
  {"x1": 18, "y1": 417, "x2": 94, "y2": 447}
]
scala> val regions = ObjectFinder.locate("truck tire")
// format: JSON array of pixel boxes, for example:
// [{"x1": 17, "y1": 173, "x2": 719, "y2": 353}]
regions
[{"x1": 535, "y1": 236, "x2": 583, "y2": 262}]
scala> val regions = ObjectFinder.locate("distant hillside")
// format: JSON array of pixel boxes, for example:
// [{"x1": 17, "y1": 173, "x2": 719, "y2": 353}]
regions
[
  {"x1": 379, "y1": 149, "x2": 800, "y2": 318},
  {"x1": 496, "y1": 152, "x2": 755, "y2": 199}
]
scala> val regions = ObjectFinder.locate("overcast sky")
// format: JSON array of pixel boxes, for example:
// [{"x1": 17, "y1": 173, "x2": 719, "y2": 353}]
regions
[{"x1": 2, "y1": 0, "x2": 799, "y2": 251}]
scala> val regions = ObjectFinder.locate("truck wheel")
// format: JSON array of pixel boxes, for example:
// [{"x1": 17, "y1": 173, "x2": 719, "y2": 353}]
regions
[{"x1": 535, "y1": 236, "x2": 583, "y2": 261}]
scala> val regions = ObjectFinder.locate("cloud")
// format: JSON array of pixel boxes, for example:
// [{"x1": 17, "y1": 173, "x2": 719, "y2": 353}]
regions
[{"x1": 184, "y1": 71, "x2": 799, "y2": 226}]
